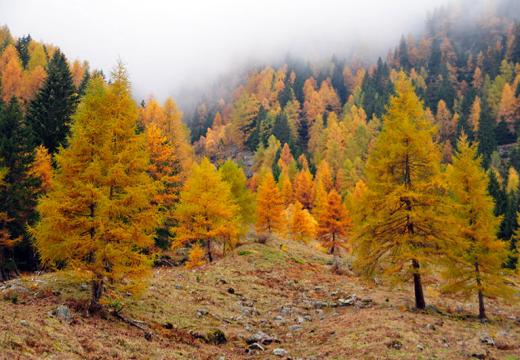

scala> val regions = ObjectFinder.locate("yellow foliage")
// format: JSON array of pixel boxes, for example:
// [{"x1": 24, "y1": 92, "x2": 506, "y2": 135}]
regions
[
  {"x1": 185, "y1": 243, "x2": 207, "y2": 269},
  {"x1": 256, "y1": 172, "x2": 285, "y2": 235},
  {"x1": 31, "y1": 69, "x2": 159, "y2": 309}
]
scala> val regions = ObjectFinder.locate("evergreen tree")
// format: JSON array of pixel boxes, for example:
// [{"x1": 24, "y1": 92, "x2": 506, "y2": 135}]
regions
[
  {"x1": 0, "y1": 98, "x2": 39, "y2": 275},
  {"x1": 477, "y1": 97, "x2": 497, "y2": 168},
  {"x1": 15, "y1": 34, "x2": 31, "y2": 69},
  {"x1": 26, "y1": 49, "x2": 78, "y2": 154}
]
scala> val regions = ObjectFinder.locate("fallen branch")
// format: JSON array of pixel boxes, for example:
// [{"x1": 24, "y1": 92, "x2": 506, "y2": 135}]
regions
[{"x1": 110, "y1": 310, "x2": 153, "y2": 341}]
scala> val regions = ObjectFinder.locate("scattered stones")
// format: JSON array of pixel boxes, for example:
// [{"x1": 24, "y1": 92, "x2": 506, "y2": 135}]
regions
[
  {"x1": 19, "y1": 320, "x2": 28, "y2": 326},
  {"x1": 416, "y1": 344, "x2": 424, "y2": 351},
  {"x1": 280, "y1": 305, "x2": 292, "y2": 315},
  {"x1": 52, "y1": 305, "x2": 72, "y2": 322},
  {"x1": 196, "y1": 308, "x2": 208, "y2": 317},
  {"x1": 246, "y1": 331, "x2": 276, "y2": 345},
  {"x1": 273, "y1": 348, "x2": 288, "y2": 357},
  {"x1": 386, "y1": 340, "x2": 402, "y2": 350},
  {"x1": 206, "y1": 329, "x2": 227, "y2": 345}
]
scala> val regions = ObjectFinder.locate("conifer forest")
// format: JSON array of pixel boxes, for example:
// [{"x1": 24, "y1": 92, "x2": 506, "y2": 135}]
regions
[{"x1": 1, "y1": 0, "x2": 520, "y2": 358}]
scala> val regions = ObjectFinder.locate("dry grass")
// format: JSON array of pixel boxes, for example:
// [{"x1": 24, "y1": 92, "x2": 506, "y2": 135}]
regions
[{"x1": 1, "y1": 239, "x2": 519, "y2": 359}]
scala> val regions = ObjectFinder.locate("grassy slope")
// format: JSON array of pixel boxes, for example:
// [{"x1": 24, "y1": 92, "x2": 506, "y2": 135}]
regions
[{"x1": 0, "y1": 239, "x2": 519, "y2": 360}]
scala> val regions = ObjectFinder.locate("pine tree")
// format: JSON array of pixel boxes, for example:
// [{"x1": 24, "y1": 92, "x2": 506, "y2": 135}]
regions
[
  {"x1": 317, "y1": 190, "x2": 352, "y2": 254},
  {"x1": 0, "y1": 98, "x2": 39, "y2": 275},
  {"x1": 174, "y1": 158, "x2": 238, "y2": 262},
  {"x1": 0, "y1": 165, "x2": 21, "y2": 281},
  {"x1": 444, "y1": 134, "x2": 515, "y2": 319},
  {"x1": 26, "y1": 49, "x2": 78, "y2": 153},
  {"x1": 256, "y1": 172, "x2": 285, "y2": 236},
  {"x1": 353, "y1": 75, "x2": 451, "y2": 310},
  {"x1": 31, "y1": 70, "x2": 159, "y2": 312}
]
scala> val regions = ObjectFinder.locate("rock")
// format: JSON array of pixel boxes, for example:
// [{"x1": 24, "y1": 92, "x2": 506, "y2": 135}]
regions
[
  {"x1": 196, "y1": 308, "x2": 209, "y2": 317},
  {"x1": 227, "y1": 287, "x2": 235, "y2": 294},
  {"x1": 280, "y1": 305, "x2": 292, "y2": 315},
  {"x1": 357, "y1": 298, "x2": 374, "y2": 308},
  {"x1": 288, "y1": 324, "x2": 303, "y2": 331},
  {"x1": 479, "y1": 334, "x2": 495, "y2": 346},
  {"x1": 174, "y1": 284, "x2": 183, "y2": 290},
  {"x1": 273, "y1": 348, "x2": 288, "y2": 357},
  {"x1": 455, "y1": 304, "x2": 464, "y2": 313},
  {"x1": 206, "y1": 329, "x2": 227, "y2": 345},
  {"x1": 386, "y1": 340, "x2": 402, "y2": 350},
  {"x1": 241, "y1": 306, "x2": 259, "y2": 317},
  {"x1": 426, "y1": 323, "x2": 436, "y2": 331},
  {"x1": 79, "y1": 283, "x2": 89, "y2": 291},
  {"x1": 217, "y1": 278, "x2": 227, "y2": 285},
  {"x1": 144, "y1": 332, "x2": 153, "y2": 341},
  {"x1": 248, "y1": 342, "x2": 265, "y2": 351},
  {"x1": 312, "y1": 300, "x2": 328, "y2": 309},
  {"x1": 416, "y1": 344, "x2": 424, "y2": 351},
  {"x1": 246, "y1": 331, "x2": 276, "y2": 345},
  {"x1": 296, "y1": 316, "x2": 305, "y2": 323},
  {"x1": 468, "y1": 347, "x2": 487, "y2": 359},
  {"x1": 19, "y1": 320, "x2": 29, "y2": 326},
  {"x1": 52, "y1": 305, "x2": 72, "y2": 322},
  {"x1": 338, "y1": 295, "x2": 356, "y2": 306},
  {"x1": 162, "y1": 322, "x2": 173, "y2": 329}
]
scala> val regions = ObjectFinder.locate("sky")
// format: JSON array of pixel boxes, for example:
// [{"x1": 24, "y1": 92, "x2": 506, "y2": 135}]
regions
[{"x1": 0, "y1": 0, "x2": 451, "y2": 103}]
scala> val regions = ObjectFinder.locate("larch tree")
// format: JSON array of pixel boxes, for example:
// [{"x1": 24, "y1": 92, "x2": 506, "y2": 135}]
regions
[
  {"x1": 256, "y1": 172, "x2": 285, "y2": 236},
  {"x1": 0, "y1": 45, "x2": 23, "y2": 102},
  {"x1": 26, "y1": 49, "x2": 78, "y2": 153},
  {"x1": 29, "y1": 145, "x2": 53, "y2": 194},
  {"x1": 352, "y1": 75, "x2": 452, "y2": 310},
  {"x1": 317, "y1": 190, "x2": 352, "y2": 254},
  {"x1": 293, "y1": 167, "x2": 314, "y2": 210},
  {"x1": 145, "y1": 123, "x2": 182, "y2": 249},
  {"x1": 174, "y1": 158, "x2": 238, "y2": 262},
  {"x1": 287, "y1": 200, "x2": 316, "y2": 242},
  {"x1": 32, "y1": 69, "x2": 159, "y2": 312},
  {"x1": 444, "y1": 134, "x2": 515, "y2": 319},
  {"x1": 219, "y1": 160, "x2": 256, "y2": 250}
]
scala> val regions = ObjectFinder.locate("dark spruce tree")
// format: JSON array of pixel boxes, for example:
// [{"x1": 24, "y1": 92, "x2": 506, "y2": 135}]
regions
[
  {"x1": 15, "y1": 34, "x2": 31, "y2": 69},
  {"x1": 0, "y1": 98, "x2": 39, "y2": 279},
  {"x1": 477, "y1": 97, "x2": 497, "y2": 168},
  {"x1": 26, "y1": 49, "x2": 78, "y2": 154}
]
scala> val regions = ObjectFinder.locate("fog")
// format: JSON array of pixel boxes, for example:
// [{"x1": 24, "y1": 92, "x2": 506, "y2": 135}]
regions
[{"x1": 1, "y1": 0, "x2": 454, "y2": 103}]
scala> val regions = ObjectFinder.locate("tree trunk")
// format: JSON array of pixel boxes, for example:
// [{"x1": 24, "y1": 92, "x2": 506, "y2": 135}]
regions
[
  {"x1": 89, "y1": 278, "x2": 104, "y2": 313},
  {"x1": 475, "y1": 262, "x2": 486, "y2": 320},
  {"x1": 207, "y1": 239, "x2": 213, "y2": 263},
  {"x1": 412, "y1": 259, "x2": 426, "y2": 309},
  {"x1": 329, "y1": 233, "x2": 336, "y2": 255}
]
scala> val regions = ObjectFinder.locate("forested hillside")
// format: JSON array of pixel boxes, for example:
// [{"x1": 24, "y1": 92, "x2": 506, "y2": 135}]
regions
[{"x1": 0, "y1": 1, "x2": 520, "y2": 359}]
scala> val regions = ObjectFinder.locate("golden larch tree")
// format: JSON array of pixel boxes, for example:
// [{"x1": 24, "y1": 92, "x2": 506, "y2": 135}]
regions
[
  {"x1": 317, "y1": 190, "x2": 352, "y2": 254},
  {"x1": 174, "y1": 158, "x2": 238, "y2": 262},
  {"x1": 352, "y1": 74, "x2": 453, "y2": 310},
  {"x1": 293, "y1": 167, "x2": 314, "y2": 210},
  {"x1": 31, "y1": 69, "x2": 159, "y2": 312},
  {"x1": 256, "y1": 172, "x2": 285, "y2": 235},
  {"x1": 287, "y1": 200, "x2": 316, "y2": 242},
  {"x1": 444, "y1": 134, "x2": 515, "y2": 319},
  {"x1": 29, "y1": 145, "x2": 53, "y2": 193}
]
